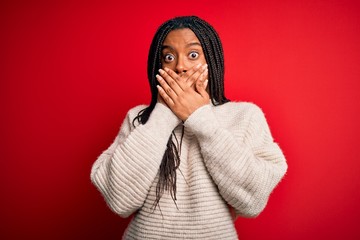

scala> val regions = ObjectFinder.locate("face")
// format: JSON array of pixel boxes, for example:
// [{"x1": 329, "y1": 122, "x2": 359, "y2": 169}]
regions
[{"x1": 161, "y1": 28, "x2": 207, "y2": 76}]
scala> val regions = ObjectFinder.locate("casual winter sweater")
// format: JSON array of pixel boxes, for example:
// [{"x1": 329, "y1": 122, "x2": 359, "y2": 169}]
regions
[{"x1": 91, "y1": 101, "x2": 287, "y2": 239}]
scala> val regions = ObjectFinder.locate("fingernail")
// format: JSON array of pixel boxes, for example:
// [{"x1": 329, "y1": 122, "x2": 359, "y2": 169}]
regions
[
  {"x1": 202, "y1": 64, "x2": 208, "y2": 70},
  {"x1": 159, "y1": 69, "x2": 165, "y2": 74},
  {"x1": 156, "y1": 74, "x2": 161, "y2": 80},
  {"x1": 204, "y1": 79, "x2": 208, "y2": 88}
]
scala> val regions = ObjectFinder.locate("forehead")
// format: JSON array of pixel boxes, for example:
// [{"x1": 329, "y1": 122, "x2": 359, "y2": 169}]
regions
[{"x1": 162, "y1": 28, "x2": 201, "y2": 46}]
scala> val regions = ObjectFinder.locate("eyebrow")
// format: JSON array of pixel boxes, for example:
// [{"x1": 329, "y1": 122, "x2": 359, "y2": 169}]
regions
[{"x1": 162, "y1": 42, "x2": 202, "y2": 51}]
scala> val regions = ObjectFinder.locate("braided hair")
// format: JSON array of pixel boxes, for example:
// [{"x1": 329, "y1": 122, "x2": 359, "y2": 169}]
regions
[{"x1": 133, "y1": 16, "x2": 229, "y2": 210}]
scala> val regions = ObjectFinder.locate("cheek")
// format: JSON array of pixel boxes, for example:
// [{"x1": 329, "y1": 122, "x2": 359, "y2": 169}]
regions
[
  {"x1": 200, "y1": 54, "x2": 207, "y2": 64},
  {"x1": 188, "y1": 58, "x2": 207, "y2": 70},
  {"x1": 193, "y1": 57, "x2": 207, "y2": 67},
  {"x1": 161, "y1": 61, "x2": 176, "y2": 71}
]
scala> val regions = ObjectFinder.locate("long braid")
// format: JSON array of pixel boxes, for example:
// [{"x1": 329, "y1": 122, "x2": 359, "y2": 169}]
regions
[
  {"x1": 190, "y1": 18, "x2": 228, "y2": 105},
  {"x1": 133, "y1": 16, "x2": 229, "y2": 210}
]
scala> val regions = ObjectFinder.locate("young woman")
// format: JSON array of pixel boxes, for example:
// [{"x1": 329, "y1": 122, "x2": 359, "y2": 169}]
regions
[{"x1": 91, "y1": 16, "x2": 287, "y2": 239}]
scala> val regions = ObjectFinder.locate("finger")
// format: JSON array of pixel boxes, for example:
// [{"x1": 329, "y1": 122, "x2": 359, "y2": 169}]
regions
[
  {"x1": 163, "y1": 67, "x2": 181, "y2": 82},
  {"x1": 180, "y1": 63, "x2": 202, "y2": 80},
  {"x1": 163, "y1": 67, "x2": 187, "y2": 91},
  {"x1": 192, "y1": 68, "x2": 208, "y2": 89},
  {"x1": 199, "y1": 68, "x2": 208, "y2": 82},
  {"x1": 174, "y1": 63, "x2": 202, "y2": 84},
  {"x1": 156, "y1": 74, "x2": 178, "y2": 100},
  {"x1": 164, "y1": 67, "x2": 193, "y2": 91},
  {"x1": 157, "y1": 93, "x2": 166, "y2": 105},
  {"x1": 158, "y1": 69, "x2": 182, "y2": 95},
  {"x1": 204, "y1": 79, "x2": 209, "y2": 89},
  {"x1": 183, "y1": 63, "x2": 202, "y2": 79},
  {"x1": 187, "y1": 64, "x2": 208, "y2": 87},
  {"x1": 196, "y1": 79, "x2": 209, "y2": 98},
  {"x1": 157, "y1": 85, "x2": 175, "y2": 106}
]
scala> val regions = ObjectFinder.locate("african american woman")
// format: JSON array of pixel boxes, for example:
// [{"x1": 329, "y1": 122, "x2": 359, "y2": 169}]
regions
[{"x1": 91, "y1": 16, "x2": 288, "y2": 239}]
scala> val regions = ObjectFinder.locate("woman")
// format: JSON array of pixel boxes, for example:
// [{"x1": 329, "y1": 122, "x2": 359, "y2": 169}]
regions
[{"x1": 91, "y1": 16, "x2": 287, "y2": 239}]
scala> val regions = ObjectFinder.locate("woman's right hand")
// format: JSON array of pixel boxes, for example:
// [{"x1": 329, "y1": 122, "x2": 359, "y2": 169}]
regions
[
  {"x1": 156, "y1": 63, "x2": 209, "y2": 121},
  {"x1": 157, "y1": 63, "x2": 208, "y2": 106},
  {"x1": 165, "y1": 63, "x2": 208, "y2": 91}
]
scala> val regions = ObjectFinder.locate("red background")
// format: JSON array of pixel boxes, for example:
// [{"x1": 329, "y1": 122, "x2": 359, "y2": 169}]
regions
[{"x1": 1, "y1": 0, "x2": 360, "y2": 239}]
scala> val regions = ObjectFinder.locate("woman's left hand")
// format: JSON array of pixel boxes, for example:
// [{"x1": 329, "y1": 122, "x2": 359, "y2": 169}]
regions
[{"x1": 156, "y1": 66, "x2": 209, "y2": 121}]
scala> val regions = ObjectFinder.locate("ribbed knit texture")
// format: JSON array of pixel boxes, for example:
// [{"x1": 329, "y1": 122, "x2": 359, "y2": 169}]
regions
[{"x1": 91, "y1": 102, "x2": 287, "y2": 239}]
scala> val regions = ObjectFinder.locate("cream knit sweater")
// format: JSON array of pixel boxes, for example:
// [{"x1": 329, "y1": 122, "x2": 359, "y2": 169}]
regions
[{"x1": 91, "y1": 102, "x2": 287, "y2": 239}]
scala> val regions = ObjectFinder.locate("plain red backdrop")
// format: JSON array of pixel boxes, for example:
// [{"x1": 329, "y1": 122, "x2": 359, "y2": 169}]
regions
[{"x1": 1, "y1": 0, "x2": 360, "y2": 239}]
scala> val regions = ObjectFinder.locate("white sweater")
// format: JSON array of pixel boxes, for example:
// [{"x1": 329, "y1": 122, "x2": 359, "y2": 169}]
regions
[{"x1": 91, "y1": 102, "x2": 287, "y2": 239}]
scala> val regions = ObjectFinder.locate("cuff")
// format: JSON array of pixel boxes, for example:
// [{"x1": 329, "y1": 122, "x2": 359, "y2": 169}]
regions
[
  {"x1": 145, "y1": 103, "x2": 181, "y2": 138},
  {"x1": 183, "y1": 104, "x2": 219, "y2": 138}
]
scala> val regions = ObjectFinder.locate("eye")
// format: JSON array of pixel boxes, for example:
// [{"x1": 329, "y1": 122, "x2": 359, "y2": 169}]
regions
[
  {"x1": 189, "y1": 51, "x2": 199, "y2": 59},
  {"x1": 164, "y1": 53, "x2": 175, "y2": 63}
]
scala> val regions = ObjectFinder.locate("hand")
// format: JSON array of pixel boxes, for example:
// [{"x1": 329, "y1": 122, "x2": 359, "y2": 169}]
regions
[
  {"x1": 156, "y1": 64, "x2": 209, "y2": 121},
  {"x1": 156, "y1": 63, "x2": 205, "y2": 105}
]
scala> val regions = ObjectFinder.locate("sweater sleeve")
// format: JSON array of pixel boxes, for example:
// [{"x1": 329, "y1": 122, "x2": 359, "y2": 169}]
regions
[
  {"x1": 183, "y1": 103, "x2": 288, "y2": 218},
  {"x1": 90, "y1": 103, "x2": 181, "y2": 218}
]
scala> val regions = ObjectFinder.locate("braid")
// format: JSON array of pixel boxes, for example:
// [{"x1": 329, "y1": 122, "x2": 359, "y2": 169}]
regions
[
  {"x1": 190, "y1": 17, "x2": 228, "y2": 105},
  {"x1": 133, "y1": 16, "x2": 229, "y2": 210},
  {"x1": 133, "y1": 26, "x2": 171, "y2": 125}
]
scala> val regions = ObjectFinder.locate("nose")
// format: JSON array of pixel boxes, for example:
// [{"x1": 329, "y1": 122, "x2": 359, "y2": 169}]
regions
[{"x1": 175, "y1": 56, "x2": 188, "y2": 75}]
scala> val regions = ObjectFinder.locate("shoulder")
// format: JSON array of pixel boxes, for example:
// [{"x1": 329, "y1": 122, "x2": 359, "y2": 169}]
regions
[
  {"x1": 212, "y1": 101, "x2": 265, "y2": 119},
  {"x1": 116, "y1": 104, "x2": 148, "y2": 134},
  {"x1": 211, "y1": 101, "x2": 270, "y2": 133},
  {"x1": 127, "y1": 104, "x2": 148, "y2": 119},
  {"x1": 213, "y1": 101, "x2": 274, "y2": 143},
  {"x1": 122, "y1": 104, "x2": 148, "y2": 127}
]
